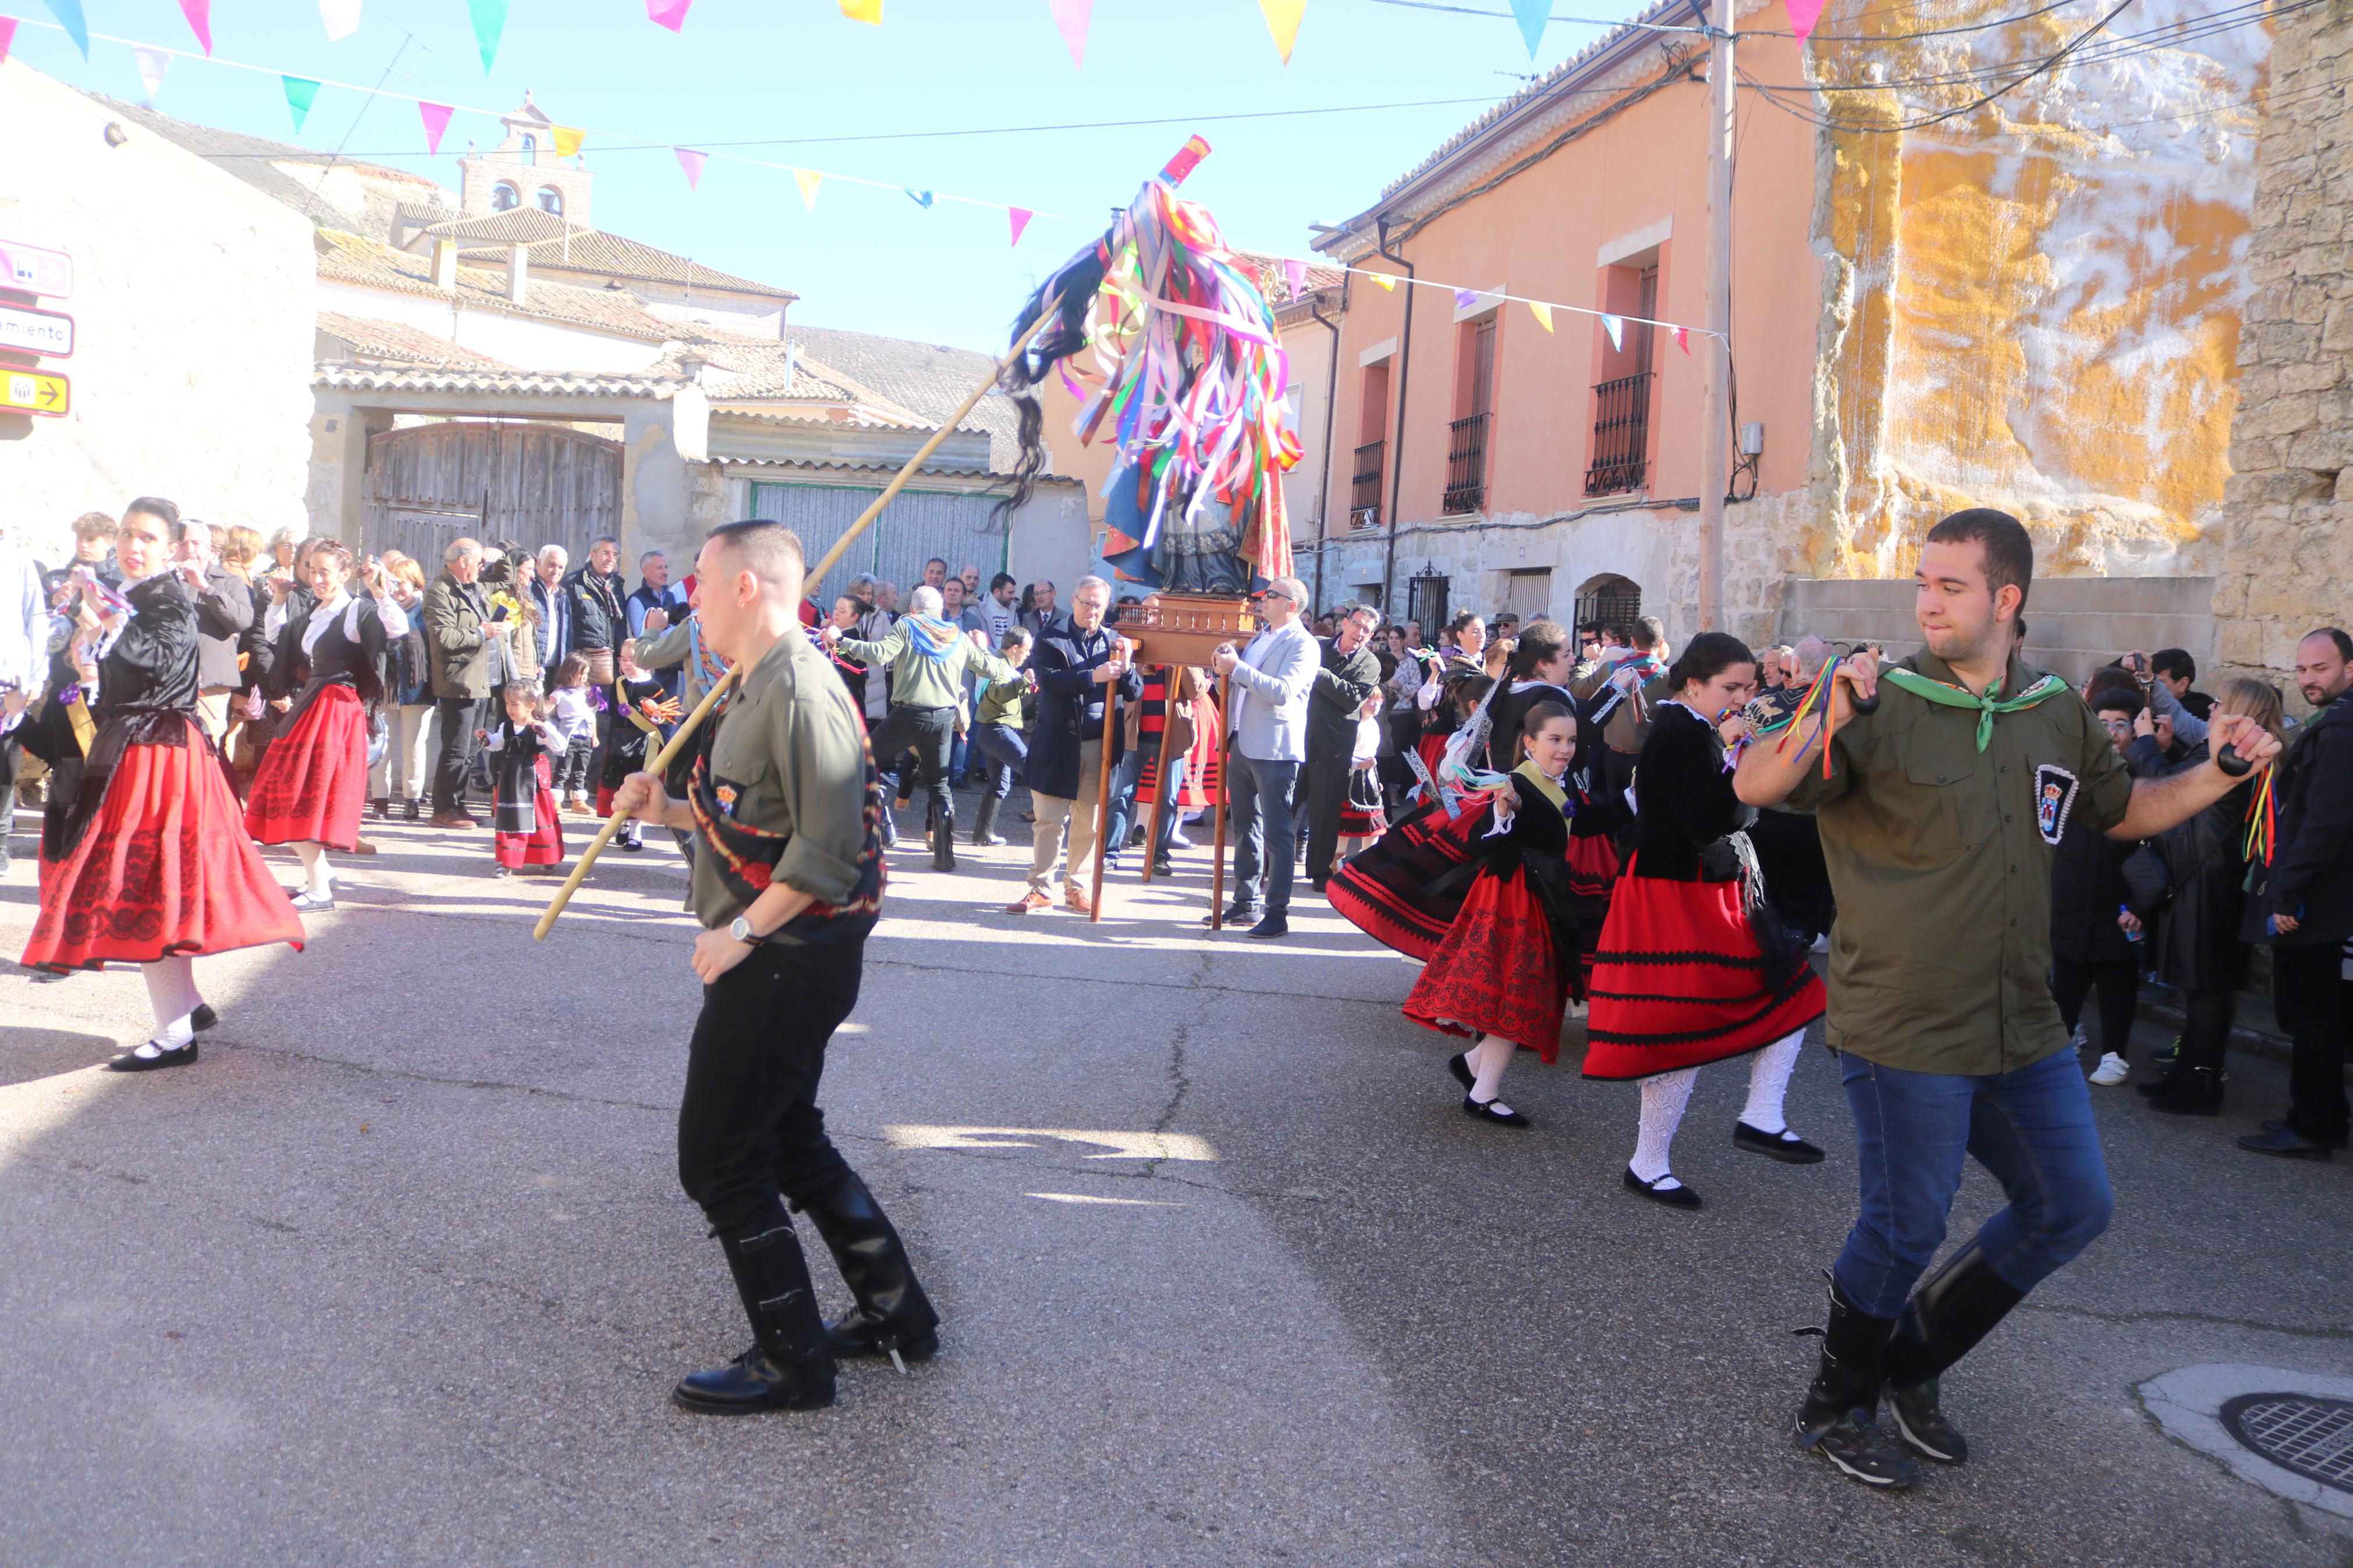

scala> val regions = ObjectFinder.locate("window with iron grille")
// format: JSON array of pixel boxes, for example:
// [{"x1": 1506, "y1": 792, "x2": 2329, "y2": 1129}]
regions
[
  {"x1": 1351, "y1": 439, "x2": 1385, "y2": 531},
  {"x1": 1585, "y1": 262, "x2": 1659, "y2": 497},
  {"x1": 1574, "y1": 574, "x2": 1642, "y2": 632},
  {"x1": 1444, "y1": 317, "x2": 1497, "y2": 515},
  {"x1": 1407, "y1": 573, "x2": 1450, "y2": 637}
]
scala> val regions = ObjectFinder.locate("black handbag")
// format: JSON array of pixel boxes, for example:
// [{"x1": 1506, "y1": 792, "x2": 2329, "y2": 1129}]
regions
[{"x1": 2120, "y1": 842, "x2": 2173, "y2": 919}]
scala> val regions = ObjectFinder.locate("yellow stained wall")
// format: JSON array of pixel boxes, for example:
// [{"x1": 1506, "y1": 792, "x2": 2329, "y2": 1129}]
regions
[{"x1": 1811, "y1": 0, "x2": 2266, "y2": 578}]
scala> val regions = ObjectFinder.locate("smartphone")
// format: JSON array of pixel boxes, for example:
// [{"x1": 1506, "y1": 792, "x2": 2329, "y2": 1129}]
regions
[{"x1": 489, "y1": 602, "x2": 509, "y2": 623}]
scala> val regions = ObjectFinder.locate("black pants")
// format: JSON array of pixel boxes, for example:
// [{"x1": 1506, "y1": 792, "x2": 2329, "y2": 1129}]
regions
[
  {"x1": 2271, "y1": 942, "x2": 2352, "y2": 1144},
  {"x1": 1300, "y1": 755, "x2": 1351, "y2": 886},
  {"x1": 432, "y1": 695, "x2": 487, "y2": 813},
  {"x1": 553, "y1": 737, "x2": 595, "y2": 797},
  {"x1": 2051, "y1": 954, "x2": 2139, "y2": 1057},
  {"x1": 677, "y1": 940, "x2": 866, "y2": 1238},
  {"x1": 870, "y1": 704, "x2": 957, "y2": 827},
  {"x1": 2180, "y1": 987, "x2": 2235, "y2": 1070}
]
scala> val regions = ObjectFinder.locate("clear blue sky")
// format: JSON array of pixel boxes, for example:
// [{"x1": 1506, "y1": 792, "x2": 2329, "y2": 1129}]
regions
[{"x1": 10, "y1": 0, "x2": 1648, "y2": 349}]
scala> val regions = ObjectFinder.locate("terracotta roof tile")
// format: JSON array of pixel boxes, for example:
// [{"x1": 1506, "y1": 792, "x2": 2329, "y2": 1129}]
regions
[
  {"x1": 416, "y1": 208, "x2": 793, "y2": 300},
  {"x1": 317, "y1": 311, "x2": 516, "y2": 371},
  {"x1": 315, "y1": 229, "x2": 680, "y2": 342}
]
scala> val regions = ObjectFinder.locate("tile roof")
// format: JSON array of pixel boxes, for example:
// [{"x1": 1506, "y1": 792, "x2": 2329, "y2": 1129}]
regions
[
  {"x1": 315, "y1": 229, "x2": 680, "y2": 342},
  {"x1": 95, "y1": 95, "x2": 447, "y2": 230},
  {"x1": 782, "y1": 323, "x2": 1030, "y2": 472},
  {"x1": 314, "y1": 365, "x2": 686, "y2": 397},
  {"x1": 317, "y1": 312, "x2": 516, "y2": 372},
  {"x1": 1231, "y1": 248, "x2": 1348, "y2": 306},
  {"x1": 415, "y1": 208, "x2": 794, "y2": 301}
]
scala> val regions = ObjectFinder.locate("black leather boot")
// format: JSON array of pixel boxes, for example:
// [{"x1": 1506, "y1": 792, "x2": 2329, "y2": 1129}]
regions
[
  {"x1": 931, "y1": 800, "x2": 957, "y2": 871},
  {"x1": 973, "y1": 795, "x2": 1003, "y2": 847},
  {"x1": 798, "y1": 1171, "x2": 939, "y2": 1366},
  {"x1": 1879, "y1": 1242, "x2": 2028, "y2": 1464},
  {"x1": 1794, "y1": 1275, "x2": 1922, "y2": 1489},
  {"x1": 671, "y1": 1211, "x2": 838, "y2": 1415}
]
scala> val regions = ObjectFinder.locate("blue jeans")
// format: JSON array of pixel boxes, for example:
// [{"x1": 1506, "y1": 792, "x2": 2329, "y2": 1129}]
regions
[
  {"x1": 1834, "y1": 1046, "x2": 2115, "y2": 1319},
  {"x1": 1103, "y1": 747, "x2": 1184, "y2": 863},
  {"x1": 974, "y1": 723, "x2": 1027, "y2": 801},
  {"x1": 1228, "y1": 753, "x2": 1301, "y2": 915}
]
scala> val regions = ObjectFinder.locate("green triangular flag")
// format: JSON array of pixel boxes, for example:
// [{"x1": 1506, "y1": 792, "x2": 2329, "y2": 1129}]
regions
[
  {"x1": 283, "y1": 74, "x2": 321, "y2": 131},
  {"x1": 467, "y1": 0, "x2": 507, "y2": 72}
]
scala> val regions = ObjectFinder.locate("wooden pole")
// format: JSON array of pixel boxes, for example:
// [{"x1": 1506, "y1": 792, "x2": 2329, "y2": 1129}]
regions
[
  {"x1": 1698, "y1": 0, "x2": 1735, "y2": 630},
  {"x1": 1086, "y1": 686, "x2": 1117, "y2": 923},
  {"x1": 1209, "y1": 672, "x2": 1231, "y2": 929},
  {"x1": 534, "y1": 297, "x2": 1062, "y2": 940},
  {"x1": 1137, "y1": 663, "x2": 1182, "y2": 886}
]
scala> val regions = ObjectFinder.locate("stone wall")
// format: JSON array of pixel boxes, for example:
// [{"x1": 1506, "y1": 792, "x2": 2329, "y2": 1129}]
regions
[
  {"x1": 0, "y1": 63, "x2": 315, "y2": 556},
  {"x1": 2213, "y1": 2, "x2": 2353, "y2": 709}
]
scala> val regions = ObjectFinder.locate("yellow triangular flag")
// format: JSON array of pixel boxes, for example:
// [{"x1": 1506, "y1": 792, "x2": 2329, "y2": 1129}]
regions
[
  {"x1": 1370, "y1": 271, "x2": 1396, "y2": 292},
  {"x1": 1529, "y1": 300, "x2": 1553, "y2": 333},
  {"x1": 551, "y1": 125, "x2": 584, "y2": 159},
  {"x1": 840, "y1": 0, "x2": 882, "y2": 20},
  {"x1": 793, "y1": 168, "x2": 822, "y2": 211},
  {"x1": 1258, "y1": 0, "x2": 1304, "y2": 64}
]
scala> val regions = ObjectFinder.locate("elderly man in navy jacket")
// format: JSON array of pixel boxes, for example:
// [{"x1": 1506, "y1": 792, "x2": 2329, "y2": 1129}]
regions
[
  {"x1": 1210, "y1": 575, "x2": 1320, "y2": 938},
  {"x1": 1006, "y1": 576, "x2": 1141, "y2": 917}
]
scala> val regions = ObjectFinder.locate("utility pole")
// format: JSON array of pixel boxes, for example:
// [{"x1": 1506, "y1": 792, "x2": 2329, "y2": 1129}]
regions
[{"x1": 1698, "y1": 0, "x2": 1736, "y2": 631}]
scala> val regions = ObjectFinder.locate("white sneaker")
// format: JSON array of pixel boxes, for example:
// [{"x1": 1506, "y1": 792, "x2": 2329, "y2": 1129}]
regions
[{"x1": 2089, "y1": 1051, "x2": 2130, "y2": 1087}]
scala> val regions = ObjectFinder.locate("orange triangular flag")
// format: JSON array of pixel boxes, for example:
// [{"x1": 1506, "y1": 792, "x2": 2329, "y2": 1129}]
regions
[{"x1": 1370, "y1": 272, "x2": 1396, "y2": 292}]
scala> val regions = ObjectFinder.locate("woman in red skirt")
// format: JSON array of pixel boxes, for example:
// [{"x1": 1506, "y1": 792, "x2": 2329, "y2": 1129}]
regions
[
  {"x1": 1332, "y1": 703, "x2": 1584, "y2": 1126},
  {"x1": 243, "y1": 542, "x2": 405, "y2": 912},
  {"x1": 1584, "y1": 632, "x2": 1827, "y2": 1210},
  {"x1": 14, "y1": 498, "x2": 303, "y2": 1071}
]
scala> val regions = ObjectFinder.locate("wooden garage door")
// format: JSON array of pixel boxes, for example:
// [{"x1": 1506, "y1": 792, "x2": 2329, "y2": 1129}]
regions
[{"x1": 365, "y1": 421, "x2": 622, "y2": 569}]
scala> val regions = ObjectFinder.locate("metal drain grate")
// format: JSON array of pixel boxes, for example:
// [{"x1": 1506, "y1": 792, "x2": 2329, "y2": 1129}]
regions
[{"x1": 2221, "y1": 1394, "x2": 2353, "y2": 1494}]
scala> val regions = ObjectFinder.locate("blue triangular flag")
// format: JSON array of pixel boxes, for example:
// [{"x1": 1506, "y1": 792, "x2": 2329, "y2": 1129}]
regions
[
  {"x1": 905, "y1": 189, "x2": 935, "y2": 209},
  {"x1": 45, "y1": 0, "x2": 90, "y2": 56},
  {"x1": 1509, "y1": 0, "x2": 1546, "y2": 57}
]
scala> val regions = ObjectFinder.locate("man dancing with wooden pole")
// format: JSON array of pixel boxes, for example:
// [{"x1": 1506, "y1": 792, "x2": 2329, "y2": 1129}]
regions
[{"x1": 606, "y1": 520, "x2": 931, "y2": 1414}]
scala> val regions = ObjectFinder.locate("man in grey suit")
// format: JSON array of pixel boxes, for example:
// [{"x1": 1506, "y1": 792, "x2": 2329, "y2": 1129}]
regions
[{"x1": 1211, "y1": 575, "x2": 1319, "y2": 938}]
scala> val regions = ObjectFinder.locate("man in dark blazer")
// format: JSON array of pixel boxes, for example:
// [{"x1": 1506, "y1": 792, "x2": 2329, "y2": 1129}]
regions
[
  {"x1": 1300, "y1": 602, "x2": 1383, "y2": 891},
  {"x1": 2241, "y1": 627, "x2": 2353, "y2": 1160},
  {"x1": 1005, "y1": 576, "x2": 1141, "y2": 916},
  {"x1": 173, "y1": 519, "x2": 253, "y2": 745}
]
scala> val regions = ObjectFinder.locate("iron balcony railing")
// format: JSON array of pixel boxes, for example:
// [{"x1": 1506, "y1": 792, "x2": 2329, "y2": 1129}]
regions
[
  {"x1": 1350, "y1": 440, "x2": 1385, "y2": 531},
  {"x1": 1442, "y1": 412, "x2": 1490, "y2": 515},
  {"x1": 1584, "y1": 371, "x2": 1655, "y2": 496}
]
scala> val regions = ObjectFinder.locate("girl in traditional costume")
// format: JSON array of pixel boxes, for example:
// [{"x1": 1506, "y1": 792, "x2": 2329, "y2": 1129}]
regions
[
  {"x1": 1330, "y1": 702, "x2": 1584, "y2": 1127},
  {"x1": 598, "y1": 643, "x2": 680, "y2": 852},
  {"x1": 1582, "y1": 632, "x2": 1827, "y2": 1210},
  {"x1": 243, "y1": 542, "x2": 404, "y2": 912},
  {"x1": 15, "y1": 501, "x2": 304, "y2": 1070},
  {"x1": 485, "y1": 681, "x2": 567, "y2": 875}
]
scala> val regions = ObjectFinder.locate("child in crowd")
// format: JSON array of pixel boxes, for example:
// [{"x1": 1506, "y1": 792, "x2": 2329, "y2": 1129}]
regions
[
  {"x1": 1337, "y1": 695, "x2": 1387, "y2": 861},
  {"x1": 970, "y1": 627, "x2": 1033, "y2": 847},
  {"x1": 547, "y1": 653, "x2": 600, "y2": 815},
  {"x1": 598, "y1": 643, "x2": 680, "y2": 853},
  {"x1": 480, "y1": 681, "x2": 566, "y2": 877}
]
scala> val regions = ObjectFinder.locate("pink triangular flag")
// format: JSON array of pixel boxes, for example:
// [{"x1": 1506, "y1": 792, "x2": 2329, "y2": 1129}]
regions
[
  {"x1": 1674, "y1": 325, "x2": 1690, "y2": 355},
  {"x1": 675, "y1": 147, "x2": 707, "y2": 190},
  {"x1": 1009, "y1": 207, "x2": 1034, "y2": 247},
  {"x1": 418, "y1": 101, "x2": 455, "y2": 154},
  {"x1": 1048, "y1": 0, "x2": 1090, "y2": 66},
  {"x1": 648, "y1": 0, "x2": 690, "y2": 30},
  {"x1": 1785, "y1": 0, "x2": 1826, "y2": 40},
  {"x1": 0, "y1": 17, "x2": 17, "y2": 62},
  {"x1": 1283, "y1": 258, "x2": 1307, "y2": 297},
  {"x1": 180, "y1": 0, "x2": 212, "y2": 54}
]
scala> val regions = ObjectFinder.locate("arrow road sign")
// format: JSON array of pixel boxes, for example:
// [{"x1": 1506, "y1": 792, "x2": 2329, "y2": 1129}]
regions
[
  {"x1": 1, "y1": 369, "x2": 70, "y2": 417},
  {"x1": 0, "y1": 239, "x2": 73, "y2": 298},
  {"x1": 0, "y1": 301, "x2": 73, "y2": 358}
]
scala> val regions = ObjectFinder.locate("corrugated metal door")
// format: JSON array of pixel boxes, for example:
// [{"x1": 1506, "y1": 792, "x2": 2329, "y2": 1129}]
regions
[
  {"x1": 365, "y1": 422, "x2": 622, "y2": 567},
  {"x1": 748, "y1": 481, "x2": 1004, "y2": 606}
]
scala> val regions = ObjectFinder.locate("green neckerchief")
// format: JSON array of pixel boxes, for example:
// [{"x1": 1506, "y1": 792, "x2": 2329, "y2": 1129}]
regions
[{"x1": 1880, "y1": 664, "x2": 2070, "y2": 752}]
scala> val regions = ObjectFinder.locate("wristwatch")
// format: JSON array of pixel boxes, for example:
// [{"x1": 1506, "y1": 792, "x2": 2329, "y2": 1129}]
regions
[{"x1": 728, "y1": 915, "x2": 757, "y2": 945}]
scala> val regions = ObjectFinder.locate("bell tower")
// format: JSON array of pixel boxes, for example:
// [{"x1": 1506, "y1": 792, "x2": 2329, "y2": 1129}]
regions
[{"x1": 457, "y1": 91, "x2": 592, "y2": 225}]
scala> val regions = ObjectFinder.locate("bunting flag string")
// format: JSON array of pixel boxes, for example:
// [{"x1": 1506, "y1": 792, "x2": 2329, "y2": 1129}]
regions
[
  {"x1": 648, "y1": 0, "x2": 691, "y2": 32},
  {"x1": 673, "y1": 145, "x2": 705, "y2": 189},
  {"x1": 43, "y1": 0, "x2": 87, "y2": 58},
  {"x1": 1047, "y1": 0, "x2": 1089, "y2": 67},
  {"x1": 1528, "y1": 300, "x2": 1553, "y2": 333},
  {"x1": 551, "y1": 123, "x2": 584, "y2": 158},
  {"x1": 466, "y1": 0, "x2": 505, "y2": 73},
  {"x1": 1507, "y1": 0, "x2": 1546, "y2": 58},
  {"x1": 1335, "y1": 261, "x2": 1717, "y2": 343},
  {"x1": 133, "y1": 44, "x2": 171, "y2": 103},
  {"x1": 320, "y1": 0, "x2": 361, "y2": 41},
  {"x1": 839, "y1": 0, "x2": 882, "y2": 22},
  {"x1": 1009, "y1": 207, "x2": 1034, "y2": 247},
  {"x1": 0, "y1": 17, "x2": 16, "y2": 63},
  {"x1": 178, "y1": 0, "x2": 211, "y2": 55},
  {"x1": 793, "y1": 168, "x2": 823, "y2": 210},
  {"x1": 1258, "y1": 0, "x2": 1304, "y2": 65},
  {"x1": 418, "y1": 99, "x2": 454, "y2": 152},
  {"x1": 283, "y1": 73, "x2": 320, "y2": 130}
]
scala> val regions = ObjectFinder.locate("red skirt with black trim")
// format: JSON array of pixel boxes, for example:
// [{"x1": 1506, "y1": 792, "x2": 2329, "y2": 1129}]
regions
[
  {"x1": 1401, "y1": 862, "x2": 1568, "y2": 1057},
  {"x1": 1581, "y1": 862, "x2": 1825, "y2": 1080},
  {"x1": 23, "y1": 723, "x2": 305, "y2": 972},
  {"x1": 1566, "y1": 829, "x2": 1621, "y2": 990},
  {"x1": 496, "y1": 757, "x2": 565, "y2": 868},
  {"x1": 243, "y1": 683, "x2": 367, "y2": 850},
  {"x1": 1325, "y1": 797, "x2": 1484, "y2": 962}
]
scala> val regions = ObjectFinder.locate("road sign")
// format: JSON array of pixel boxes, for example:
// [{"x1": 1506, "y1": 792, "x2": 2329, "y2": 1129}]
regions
[
  {"x1": 1, "y1": 369, "x2": 69, "y2": 417},
  {"x1": 0, "y1": 239, "x2": 72, "y2": 298},
  {"x1": 0, "y1": 301, "x2": 73, "y2": 358}
]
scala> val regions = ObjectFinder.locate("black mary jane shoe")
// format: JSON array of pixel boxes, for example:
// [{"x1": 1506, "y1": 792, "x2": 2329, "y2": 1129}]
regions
[
  {"x1": 1734, "y1": 1122, "x2": 1826, "y2": 1164},
  {"x1": 107, "y1": 1038, "x2": 198, "y2": 1073},
  {"x1": 190, "y1": 1004, "x2": 219, "y2": 1033},
  {"x1": 1447, "y1": 1053, "x2": 1474, "y2": 1090},
  {"x1": 1462, "y1": 1094, "x2": 1531, "y2": 1128},
  {"x1": 1623, "y1": 1166, "x2": 1703, "y2": 1210}
]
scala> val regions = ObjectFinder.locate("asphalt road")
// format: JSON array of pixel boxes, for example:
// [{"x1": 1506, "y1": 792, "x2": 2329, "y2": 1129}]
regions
[{"x1": 2, "y1": 794, "x2": 2349, "y2": 1566}]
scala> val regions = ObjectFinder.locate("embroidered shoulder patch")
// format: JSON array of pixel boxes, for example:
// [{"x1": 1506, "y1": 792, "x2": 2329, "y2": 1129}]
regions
[
  {"x1": 714, "y1": 783, "x2": 740, "y2": 817},
  {"x1": 2033, "y1": 763, "x2": 2079, "y2": 846}
]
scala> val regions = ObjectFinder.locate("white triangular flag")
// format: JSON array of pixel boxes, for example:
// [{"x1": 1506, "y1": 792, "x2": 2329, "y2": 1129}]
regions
[
  {"x1": 134, "y1": 46, "x2": 173, "y2": 104},
  {"x1": 1600, "y1": 313, "x2": 1624, "y2": 351},
  {"x1": 321, "y1": 0, "x2": 363, "y2": 40}
]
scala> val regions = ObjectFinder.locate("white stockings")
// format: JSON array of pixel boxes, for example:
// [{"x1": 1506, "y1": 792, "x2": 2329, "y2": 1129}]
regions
[
  {"x1": 140, "y1": 955, "x2": 203, "y2": 1050},
  {"x1": 1467, "y1": 1032, "x2": 1517, "y2": 1106},
  {"x1": 1628, "y1": 1027, "x2": 1811, "y2": 1185},
  {"x1": 294, "y1": 840, "x2": 332, "y2": 898},
  {"x1": 1739, "y1": 1029, "x2": 1807, "y2": 1136}
]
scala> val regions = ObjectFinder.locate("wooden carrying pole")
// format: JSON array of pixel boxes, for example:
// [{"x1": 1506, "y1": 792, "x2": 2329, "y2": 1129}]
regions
[
  {"x1": 1086, "y1": 687, "x2": 1118, "y2": 922},
  {"x1": 1136, "y1": 664, "x2": 1183, "y2": 887},
  {"x1": 534, "y1": 300, "x2": 1061, "y2": 941},
  {"x1": 1209, "y1": 672, "x2": 1232, "y2": 929}
]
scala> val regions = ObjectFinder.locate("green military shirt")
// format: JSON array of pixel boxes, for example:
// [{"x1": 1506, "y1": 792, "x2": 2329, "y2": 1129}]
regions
[
  {"x1": 689, "y1": 630, "x2": 872, "y2": 942},
  {"x1": 834, "y1": 618, "x2": 1017, "y2": 712},
  {"x1": 1783, "y1": 650, "x2": 2134, "y2": 1076}
]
